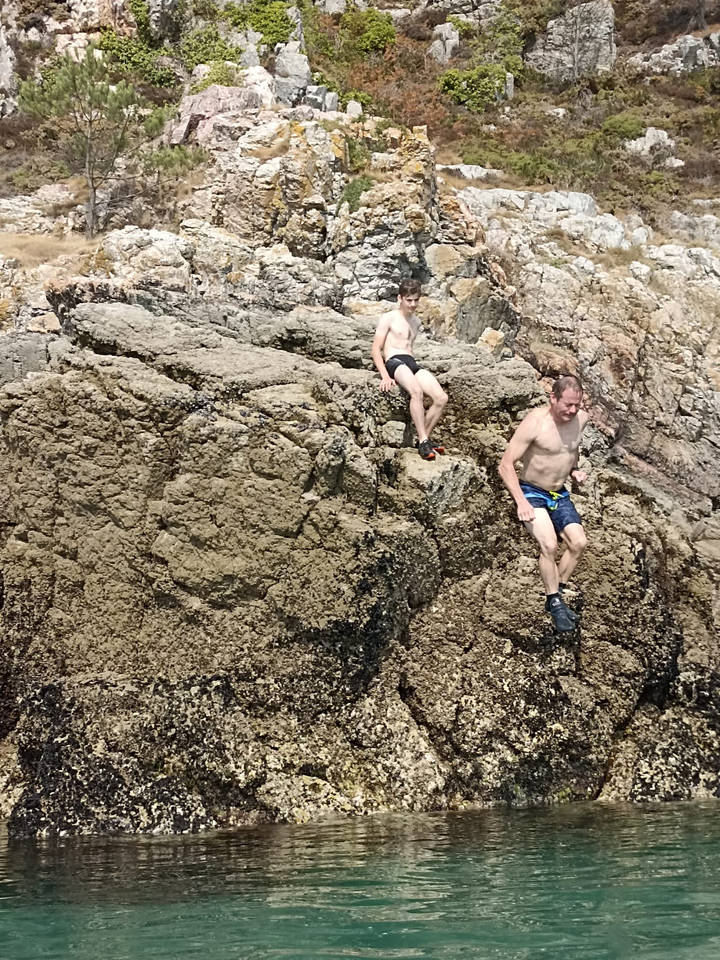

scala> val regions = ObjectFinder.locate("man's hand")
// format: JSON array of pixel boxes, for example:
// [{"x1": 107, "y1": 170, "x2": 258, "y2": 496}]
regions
[
  {"x1": 378, "y1": 375, "x2": 395, "y2": 393},
  {"x1": 571, "y1": 469, "x2": 588, "y2": 484},
  {"x1": 517, "y1": 497, "x2": 536, "y2": 522}
]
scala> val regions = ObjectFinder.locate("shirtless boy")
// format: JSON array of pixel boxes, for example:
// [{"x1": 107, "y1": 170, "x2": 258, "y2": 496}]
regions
[
  {"x1": 498, "y1": 375, "x2": 590, "y2": 632},
  {"x1": 371, "y1": 278, "x2": 448, "y2": 461}
]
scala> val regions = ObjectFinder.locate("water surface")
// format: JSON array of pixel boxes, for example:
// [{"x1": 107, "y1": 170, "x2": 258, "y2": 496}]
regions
[{"x1": 1, "y1": 802, "x2": 719, "y2": 959}]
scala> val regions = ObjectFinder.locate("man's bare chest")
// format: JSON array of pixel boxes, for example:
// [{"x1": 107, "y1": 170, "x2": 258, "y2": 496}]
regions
[{"x1": 534, "y1": 423, "x2": 580, "y2": 456}]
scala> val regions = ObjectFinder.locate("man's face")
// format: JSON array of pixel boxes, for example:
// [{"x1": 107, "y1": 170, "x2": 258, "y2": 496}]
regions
[
  {"x1": 398, "y1": 294, "x2": 420, "y2": 313},
  {"x1": 551, "y1": 388, "x2": 583, "y2": 422}
]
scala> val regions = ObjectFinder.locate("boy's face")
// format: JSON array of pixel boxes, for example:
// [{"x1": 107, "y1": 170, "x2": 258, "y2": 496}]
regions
[{"x1": 398, "y1": 294, "x2": 420, "y2": 313}]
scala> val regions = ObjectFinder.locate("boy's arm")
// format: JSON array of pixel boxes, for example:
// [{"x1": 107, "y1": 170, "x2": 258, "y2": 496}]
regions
[
  {"x1": 371, "y1": 316, "x2": 394, "y2": 392},
  {"x1": 498, "y1": 414, "x2": 538, "y2": 522}
]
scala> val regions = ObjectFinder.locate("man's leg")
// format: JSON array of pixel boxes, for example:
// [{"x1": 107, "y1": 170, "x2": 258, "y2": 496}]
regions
[
  {"x1": 524, "y1": 509, "x2": 560, "y2": 594},
  {"x1": 524, "y1": 509, "x2": 576, "y2": 631},
  {"x1": 393, "y1": 365, "x2": 429, "y2": 442},
  {"x1": 558, "y1": 523, "x2": 587, "y2": 585},
  {"x1": 414, "y1": 369, "x2": 448, "y2": 438}
]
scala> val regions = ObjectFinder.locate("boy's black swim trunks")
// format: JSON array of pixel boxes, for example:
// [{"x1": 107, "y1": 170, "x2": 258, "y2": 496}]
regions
[{"x1": 385, "y1": 354, "x2": 421, "y2": 379}]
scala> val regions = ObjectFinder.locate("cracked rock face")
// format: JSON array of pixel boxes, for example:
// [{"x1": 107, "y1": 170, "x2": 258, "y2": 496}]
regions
[{"x1": 0, "y1": 287, "x2": 718, "y2": 836}]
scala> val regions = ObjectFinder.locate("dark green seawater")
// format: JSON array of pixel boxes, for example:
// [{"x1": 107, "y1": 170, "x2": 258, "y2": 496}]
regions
[{"x1": 1, "y1": 802, "x2": 719, "y2": 960}]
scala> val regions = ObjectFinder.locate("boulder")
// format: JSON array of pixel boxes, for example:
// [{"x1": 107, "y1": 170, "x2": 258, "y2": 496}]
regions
[
  {"x1": 624, "y1": 127, "x2": 680, "y2": 167},
  {"x1": 428, "y1": 23, "x2": 460, "y2": 65},
  {"x1": 274, "y1": 46, "x2": 312, "y2": 105},
  {"x1": 627, "y1": 34, "x2": 719, "y2": 77},
  {"x1": 525, "y1": 0, "x2": 616, "y2": 83},
  {"x1": 0, "y1": 17, "x2": 17, "y2": 117},
  {"x1": 169, "y1": 73, "x2": 276, "y2": 144}
]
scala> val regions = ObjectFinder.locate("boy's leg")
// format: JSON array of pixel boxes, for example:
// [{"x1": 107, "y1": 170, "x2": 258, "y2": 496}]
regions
[
  {"x1": 393, "y1": 365, "x2": 430, "y2": 442},
  {"x1": 414, "y1": 369, "x2": 448, "y2": 438}
]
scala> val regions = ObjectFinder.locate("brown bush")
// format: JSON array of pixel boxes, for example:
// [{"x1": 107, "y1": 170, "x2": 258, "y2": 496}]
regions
[
  {"x1": 402, "y1": 21, "x2": 432, "y2": 42},
  {"x1": 614, "y1": 0, "x2": 720, "y2": 46}
]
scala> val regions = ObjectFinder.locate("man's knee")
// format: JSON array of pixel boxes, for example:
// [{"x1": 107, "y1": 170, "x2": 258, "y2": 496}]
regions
[
  {"x1": 537, "y1": 537, "x2": 558, "y2": 558},
  {"x1": 565, "y1": 528, "x2": 587, "y2": 553}
]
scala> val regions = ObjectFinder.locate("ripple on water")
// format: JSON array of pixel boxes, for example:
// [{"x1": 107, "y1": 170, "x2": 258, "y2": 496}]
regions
[{"x1": 1, "y1": 803, "x2": 720, "y2": 960}]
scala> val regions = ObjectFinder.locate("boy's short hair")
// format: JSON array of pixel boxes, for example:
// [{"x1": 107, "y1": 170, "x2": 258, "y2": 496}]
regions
[
  {"x1": 551, "y1": 374, "x2": 583, "y2": 398},
  {"x1": 398, "y1": 278, "x2": 422, "y2": 298}
]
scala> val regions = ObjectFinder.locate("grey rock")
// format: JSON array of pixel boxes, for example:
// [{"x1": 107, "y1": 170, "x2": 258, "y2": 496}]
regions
[
  {"x1": 428, "y1": 23, "x2": 460, "y2": 65},
  {"x1": 147, "y1": 0, "x2": 183, "y2": 41},
  {"x1": 274, "y1": 48, "x2": 312, "y2": 105},
  {"x1": 304, "y1": 84, "x2": 327, "y2": 110},
  {"x1": 627, "y1": 34, "x2": 719, "y2": 77},
  {"x1": 0, "y1": 17, "x2": 17, "y2": 117},
  {"x1": 525, "y1": 0, "x2": 616, "y2": 83}
]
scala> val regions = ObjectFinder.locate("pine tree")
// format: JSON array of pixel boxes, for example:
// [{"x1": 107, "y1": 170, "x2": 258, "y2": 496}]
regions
[{"x1": 20, "y1": 46, "x2": 148, "y2": 237}]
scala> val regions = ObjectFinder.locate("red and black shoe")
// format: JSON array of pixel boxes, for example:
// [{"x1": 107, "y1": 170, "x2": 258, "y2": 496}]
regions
[
  {"x1": 431, "y1": 439, "x2": 446, "y2": 455},
  {"x1": 418, "y1": 439, "x2": 436, "y2": 461}
]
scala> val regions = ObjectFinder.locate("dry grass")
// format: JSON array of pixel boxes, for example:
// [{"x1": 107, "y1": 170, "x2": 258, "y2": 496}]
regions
[{"x1": 0, "y1": 231, "x2": 95, "y2": 269}]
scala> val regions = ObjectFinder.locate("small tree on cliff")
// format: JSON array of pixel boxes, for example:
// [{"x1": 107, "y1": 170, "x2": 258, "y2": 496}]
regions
[{"x1": 19, "y1": 46, "x2": 148, "y2": 238}]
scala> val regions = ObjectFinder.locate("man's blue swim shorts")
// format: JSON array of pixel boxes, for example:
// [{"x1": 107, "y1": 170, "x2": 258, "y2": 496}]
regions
[{"x1": 520, "y1": 481, "x2": 582, "y2": 534}]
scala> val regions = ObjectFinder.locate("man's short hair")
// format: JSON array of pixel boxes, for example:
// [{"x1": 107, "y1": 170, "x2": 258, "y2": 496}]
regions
[
  {"x1": 551, "y1": 374, "x2": 583, "y2": 398},
  {"x1": 398, "y1": 278, "x2": 422, "y2": 298}
]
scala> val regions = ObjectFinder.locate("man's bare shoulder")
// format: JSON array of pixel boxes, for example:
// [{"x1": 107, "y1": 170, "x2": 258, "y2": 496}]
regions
[
  {"x1": 578, "y1": 409, "x2": 591, "y2": 429},
  {"x1": 518, "y1": 405, "x2": 550, "y2": 433}
]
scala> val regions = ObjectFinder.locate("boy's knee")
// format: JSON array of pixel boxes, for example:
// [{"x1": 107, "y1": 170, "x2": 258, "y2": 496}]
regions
[{"x1": 437, "y1": 389, "x2": 448, "y2": 408}]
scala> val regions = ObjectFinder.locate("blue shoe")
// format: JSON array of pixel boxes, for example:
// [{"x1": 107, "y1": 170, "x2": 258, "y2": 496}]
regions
[{"x1": 545, "y1": 595, "x2": 577, "y2": 632}]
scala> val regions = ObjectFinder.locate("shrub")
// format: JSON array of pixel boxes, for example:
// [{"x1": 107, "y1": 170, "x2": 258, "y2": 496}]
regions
[
  {"x1": 220, "y1": 0, "x2": 294, "y2": 47},
  {"x1": 190, "y1": 60, "x2": 241, "y2": 92},
  {"x1": 601, "y1": 112, "x2": 646, "y2": 141},
  {"x1": 339, "y1": 7, "x2": 396, "y2": 58},
  {"x1": 448, "y1": 17, "x2": 476, "y2": 40},
  {"x1": 503, "y1": 0, "x2": 567, "y2": 37},
  {"x1": 180, "y1": 26, "x2": 240, "y2": 69},
  {"x1": 346, "y1": 136, "x2": 370, "y2": 172},
  {"x1": 193, "y1": 0, "x2": 219, "y2": 16},
  {"x1": 339, "y1": 174, "x2": 374, "y2": 212},
  {"x1": 98, "y1": 30, "x2": 177, "y2": 86},
  {"x1": 438, "y1": 63, "x2": 507, "y2": 112}
]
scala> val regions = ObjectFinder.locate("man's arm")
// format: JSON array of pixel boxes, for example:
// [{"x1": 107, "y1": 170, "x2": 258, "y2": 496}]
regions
[
  {"x1": 371, "y1": 315, "x2": 394, "y2": 393},
  {"x1": 498, "y1": 413, "x2": 539, "y2": 522},
  {"x1": 570, "y1": 411, "x2": 590, "y2": 485}
]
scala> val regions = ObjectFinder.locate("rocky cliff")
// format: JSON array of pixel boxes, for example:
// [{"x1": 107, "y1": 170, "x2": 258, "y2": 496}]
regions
[{"x1": 0, "y1": 1, "x2": 718, "y2": 836}]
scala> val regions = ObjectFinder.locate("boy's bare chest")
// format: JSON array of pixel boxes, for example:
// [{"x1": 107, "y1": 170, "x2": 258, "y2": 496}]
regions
[{"x1": 389, "y1": 316, "x2": 416, "y2": 341}]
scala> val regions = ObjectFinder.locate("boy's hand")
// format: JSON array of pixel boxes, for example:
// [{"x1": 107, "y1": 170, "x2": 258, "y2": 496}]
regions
[{"x1": 379, "y1": 376, "x2": 395, "y2": 392}]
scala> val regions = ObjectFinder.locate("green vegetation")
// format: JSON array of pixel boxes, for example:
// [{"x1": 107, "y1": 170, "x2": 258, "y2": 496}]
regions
[
  {"x1": 98, "y1": 31, "x2": 177, "y2": 86},
  {"x1": 448, "y1": 17, "x2": 475, "y2": 40},
  {"x1": 220, "y1": 0, "x2": 294, "y2": 47},
  {"x1": 600, "y1": 112, "x2": 645, "y2": 141},
  {"x1": 19, "y1": 46, "x2": 150, "y2": 236},
  {"x1": 346, "y1": 136, "x2": 370, "y2": 172},
  {"x1": 339, "y1": 6, "x2": 396, "y2": 58},
  {"x1": 129, "y1": 0, "x2": 153, "y2": 44},
  {"x1": 503, "y1": 0, "x2": 567, "y2": 38},
  {"x1": 190, "y1": 60, "x2": 242, "y2": 92},
  {"x1": 339, "y1": 174, "x2": 374, "y2": 212},
  {"x1": 180, "y1": 26, "x2": 241, "y2": 70},
  {"x1": 439, "y1": 64, "x2": 508, "y2": 113}
]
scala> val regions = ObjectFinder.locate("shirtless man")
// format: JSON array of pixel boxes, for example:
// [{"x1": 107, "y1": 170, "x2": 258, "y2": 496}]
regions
[
  {"x1": 371, "y1": 278, "x2": 448, "y2": 461},
  {"x1": 498, "y1": 375, "x2": 589, "y2": 632}
]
